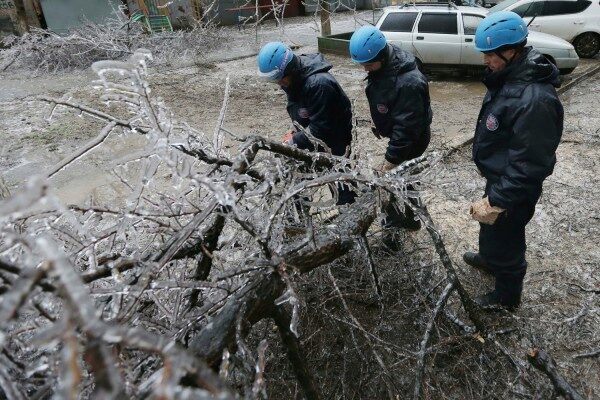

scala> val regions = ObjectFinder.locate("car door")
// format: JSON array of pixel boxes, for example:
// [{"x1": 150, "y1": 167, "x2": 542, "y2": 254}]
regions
[
  {"x1": 378, "y1": 11, "x2": 419, "y2": 51},
  {"x1": 412, "y1": 12, "x2": 461, "y2": 64},
  {"x1": 508, "y1": 0, "x2": 582, "y2": 39},
  {"x1": 510, "y1": 0, "x2": 545, "y2": 31},
  {"x1": 460, "y1": 13, "x2": 486, "y2": 65},
  {"x1": 536, "y1": 1, "x2": 593, "y2": 41}
]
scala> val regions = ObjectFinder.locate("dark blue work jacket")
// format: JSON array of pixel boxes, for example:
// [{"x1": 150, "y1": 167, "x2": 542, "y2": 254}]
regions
[
  {"x1": 366, "y1": 44, "x2": 432, "y2": 164},
  {"x1": 473, "y1": 47, "x2": 564, "y2": 209},
  {"x1": 284, "y1": 53, "x2": 352, "y2": 156}
]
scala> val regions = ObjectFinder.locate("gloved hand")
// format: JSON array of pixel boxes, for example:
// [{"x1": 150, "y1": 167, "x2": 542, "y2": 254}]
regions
[
  {"x1": 470, "y1": 197, "x2": 505, "y2": 225},
  {"x1": 282, "y1": 130, "x2": 294, "y2": 145},
  {"x1": 371, "y1": 126, "x2": 382, "y2": 139},
  {"x1": 379, "y1": 160, "x2": 398, "y2": 172}
]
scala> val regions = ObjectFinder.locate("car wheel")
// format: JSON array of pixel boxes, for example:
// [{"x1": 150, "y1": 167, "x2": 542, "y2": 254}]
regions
[
  {"x1": 573, "y1": 32, "x2": 600, "y2": 58},
  {"x1": 543, "y1": 54, "x2": 556, "y2": 67},
  {"x1": 415, "y1": 58, "x2": 424, "y2": 73}
]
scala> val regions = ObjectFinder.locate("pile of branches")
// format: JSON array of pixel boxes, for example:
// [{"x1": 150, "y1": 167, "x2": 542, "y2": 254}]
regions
[
  {"x1": 0, "y1": 5, "x2": 227, "y2": 73},
  {"x1": 0, "y1": 50, "x2": 589, "y2": 399}
]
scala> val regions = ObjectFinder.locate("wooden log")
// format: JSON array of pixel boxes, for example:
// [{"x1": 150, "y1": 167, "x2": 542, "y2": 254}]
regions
[
  {"x1": 189, "y1": 273, "x2": 285, "y2": 367},
  {"x1": 190, "y1": 194, "x2": 378, "y2": 366}
]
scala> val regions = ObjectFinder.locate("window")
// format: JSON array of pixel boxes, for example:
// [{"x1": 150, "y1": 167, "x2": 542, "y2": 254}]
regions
[
  {"x1": 542, "y1": 0, "x2": 592, "y2": 15},
  {"x1": 418, "y1": 13, "x2": 458, "y2": 34},
  {"x1": 462, "y1": 14, "x2": 484, "y2": 35},
  {"x1": 489, "y1": 0, "x2": 521, "y2": 13},
  {"x1": 380, "y1": 12, "x2": 418, "y2": 32},
  {"x1": 512, "y1": 1, "x2": 545, "y2": 17}
]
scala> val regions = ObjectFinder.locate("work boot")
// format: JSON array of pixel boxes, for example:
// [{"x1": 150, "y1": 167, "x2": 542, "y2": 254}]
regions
[
  {"x1": 474, "y1": 290, "x2": 520, "y2": 312},
  {"x1": 463, "y1": 252, "x2": 493, "y2": 276},
  {"x1": 381, "y1": 230, "x2": 400, "y2": 252},
  {"x1": 383, "y1": 199, "x2": 421, "y2": 231}
]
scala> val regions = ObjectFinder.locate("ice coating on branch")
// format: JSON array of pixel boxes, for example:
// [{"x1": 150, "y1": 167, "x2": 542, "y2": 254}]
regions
[
  {"x1": 274, "y1": 284, "x2": 300, "y2": 337},
  {"x1": 0, "y1": 175, "x2": 48, "y2": 217},
  {"x1": 92, "y1": 48, "x2": 152, "y2": 78},
  {"x1": 0, "y1": 33, "x2": 460, "y2": 398}
]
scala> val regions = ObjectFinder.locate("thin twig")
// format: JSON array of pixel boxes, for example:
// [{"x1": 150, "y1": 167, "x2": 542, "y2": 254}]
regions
[
  {"x1": 327, "y1": 267, "x2": 397, "y2": 399},
  {"x1": 413, "y1": 281, "x2": 455, "y2": 399}
]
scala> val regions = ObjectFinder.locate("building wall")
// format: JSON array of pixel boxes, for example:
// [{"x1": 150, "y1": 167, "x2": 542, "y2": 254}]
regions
[
  {"x1": 132, "y1": 0, "x2": 290, "y2": 28},
  {"x1": 201, "y1": 0, "x2": 265, "y2": 26},
  {"x1": 303, "y1": 0, "x2": 367, "y2": 13},
  {"x1": 1, "y1": 0, "x2": 373, "y2": 38},
  {"x1": 39, "y1": 0, "x2": 122, "y2": 33},
  {"x1": 125, "y1": 0, "x2": 198, "y2": 29},
  {"x1": 124, "y1": 0, "x2": 368, "y2": 28}
]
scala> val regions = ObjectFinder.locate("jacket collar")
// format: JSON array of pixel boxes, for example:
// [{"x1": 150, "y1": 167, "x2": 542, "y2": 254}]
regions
[{"x1": 482, "y1": 47, "x2": 561, "y2": 96}]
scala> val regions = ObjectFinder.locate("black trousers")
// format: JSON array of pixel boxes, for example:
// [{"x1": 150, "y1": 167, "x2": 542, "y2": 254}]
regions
[
  {"x1": 383, "y1": 184, "x2": 419, "y2": 227},
  {"x1": 293, "y1": 143, "x2": 356, "y2": 210},
  {"x1": 335, "y1": 183, "x2": 356, "y2": 205},
  {"x1": 479, "y1": 186, "x2": 536, "y2": 303},
  {"x1": 382, "y1": 127, "x2": 431, "y2": 227},
  {"x1": 331, "y1": 143, "x2": 356, "y2": 206}
]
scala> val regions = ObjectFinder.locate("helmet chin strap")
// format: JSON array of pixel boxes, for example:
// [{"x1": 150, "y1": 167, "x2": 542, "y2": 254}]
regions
[{"x1": 494, "y1": 49, "x2": 519, "y2": 67}]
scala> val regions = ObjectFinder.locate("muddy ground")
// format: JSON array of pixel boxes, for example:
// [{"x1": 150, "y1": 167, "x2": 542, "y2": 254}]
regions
[{"x1": 0, "y1": 12, "x2": 599, "y2": 398}]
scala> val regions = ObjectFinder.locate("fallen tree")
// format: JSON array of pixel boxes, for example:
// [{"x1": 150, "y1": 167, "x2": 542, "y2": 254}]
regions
[{"x1": 0, "y1": 50, "x2": 592, "y2": 399}]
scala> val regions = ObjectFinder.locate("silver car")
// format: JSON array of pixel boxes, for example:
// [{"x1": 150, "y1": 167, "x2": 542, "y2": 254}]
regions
[
  {"x1": 376, "y1": 4, "x2": 579, "y2": 74},
  {"x1": 489, "y1": 0, "x2": 600, "y2": 58}
]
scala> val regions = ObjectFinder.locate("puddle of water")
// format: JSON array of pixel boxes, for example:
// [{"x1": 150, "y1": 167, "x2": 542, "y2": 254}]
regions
[
  {"x1": 5, "y1": 133, "x2": 149, "y2": 207},
  {"x1": 52, "y1": 170, "x2": 118, "y2": 205}
]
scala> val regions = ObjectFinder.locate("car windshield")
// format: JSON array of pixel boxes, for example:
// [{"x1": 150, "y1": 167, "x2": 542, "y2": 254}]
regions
[
  {"x1": 375, "y1": 11, "x2": 388, "y2": 26},
  {"x1": 489, "y1": 0, "x2": 522, "y2": 12}
]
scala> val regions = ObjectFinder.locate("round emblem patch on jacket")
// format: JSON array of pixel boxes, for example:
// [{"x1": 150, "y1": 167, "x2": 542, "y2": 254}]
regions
[
  {"x1": 377, "y1": 104, "x2": 389, "y2": 114},
  {"x1": 298, "y1": 108, "x2": 310, "y2": 119},
  {"x1": 485, "y1": 114, "x2": 499, "y2": 131}
]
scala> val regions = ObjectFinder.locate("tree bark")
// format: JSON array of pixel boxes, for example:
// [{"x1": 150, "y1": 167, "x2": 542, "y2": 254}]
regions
[
  {"x1": 189, "y1": 273, "x2": 286, "y2": 367},
  {"x1": 189, "y1": 194, "x2": 377, "y2": 367},
  {"x1": 272, "y1": 306, "x2": 322, "y2": 400},
  {"x1": 12, "y1": 0, "x2": 30, "y2": 34},
  {"x1": 527, "y1": 348, "x2": 585, "y2": 400},
  {"x1": 319, "y1": 0, "x2": 331, "y2": 36}
]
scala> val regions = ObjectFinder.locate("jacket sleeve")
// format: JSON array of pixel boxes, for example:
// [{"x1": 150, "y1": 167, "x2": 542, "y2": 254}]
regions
[
  {"x1": 292, "y1": 82, "x2": 337, "y2": 151},
  {"x1": 385, "y1": 82, "x2": 429, "y2": 164},
  {"x1": 488, "y1": 95, "x2": 563, "y2": 209}
]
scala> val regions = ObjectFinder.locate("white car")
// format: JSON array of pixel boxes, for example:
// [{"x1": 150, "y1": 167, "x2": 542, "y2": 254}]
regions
[
  {"x1": 375, "y1": 4, "x2": 579, "y2": 73},
  {"x1": 489, "y1": 0, "x2": 600, "y2": 58}
]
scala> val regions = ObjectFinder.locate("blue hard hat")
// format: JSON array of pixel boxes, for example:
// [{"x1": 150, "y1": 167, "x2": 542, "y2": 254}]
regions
[
  {"x1": 257, "y1": 42, "x2": 294, "y2": 81},
  {"x1": 349, "y1": 25, "x2": 387, "y2": 63},
  {"x1": 475, "y1": 11, "x2": 528, "y2": 53}
]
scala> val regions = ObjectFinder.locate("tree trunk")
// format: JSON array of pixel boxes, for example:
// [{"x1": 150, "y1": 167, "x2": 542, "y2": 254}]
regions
[
  {"x1": 190, "y1": 0, "x2": 204, "y2": 21},
  {"x1": 319, "y1": 0, "x2": 331, "y2": 36},
  {"x1": 12, "y1": 0, "x2": 30, "y2": 34},
  {"x1": 272, "y1": 306, "x2": 322, "y2": 400}
]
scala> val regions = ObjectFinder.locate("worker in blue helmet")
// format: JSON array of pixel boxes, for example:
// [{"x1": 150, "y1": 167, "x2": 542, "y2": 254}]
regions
[
  {"x1": 465, "y1": 11, "x2": 563, "y2": 310},
  {"x1": 257, "y1": 41, "x2": 355, "y2": 205},
  {"x1": 349, "y1": 25, "x2": 432, "y2": 231}
]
